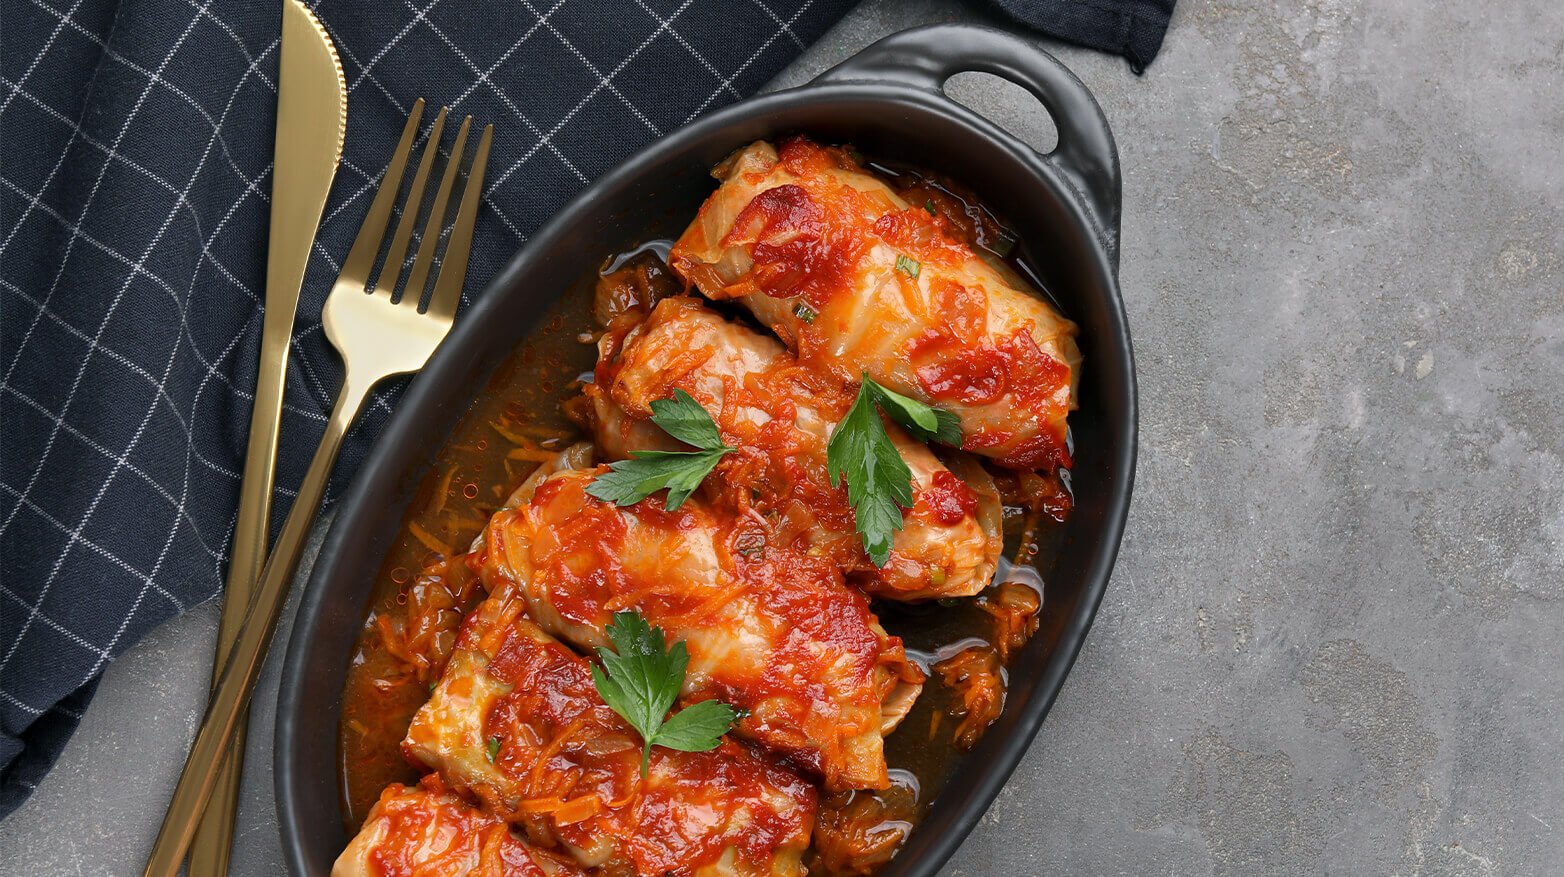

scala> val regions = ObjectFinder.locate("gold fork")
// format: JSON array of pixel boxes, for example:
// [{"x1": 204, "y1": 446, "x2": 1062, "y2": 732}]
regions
[{"x1": 143, "y1": 99, "x2": 493, "y2": 876}]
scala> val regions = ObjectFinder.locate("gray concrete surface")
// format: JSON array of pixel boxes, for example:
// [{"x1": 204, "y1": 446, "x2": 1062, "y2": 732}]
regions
[{"x1": 5, "y1": 0, "x2": 1563, "y2": 873}]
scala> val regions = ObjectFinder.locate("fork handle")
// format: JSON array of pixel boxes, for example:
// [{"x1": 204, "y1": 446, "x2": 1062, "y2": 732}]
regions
[{"x1": 144, "y1": 367, "x2": 378, "y2": 877}]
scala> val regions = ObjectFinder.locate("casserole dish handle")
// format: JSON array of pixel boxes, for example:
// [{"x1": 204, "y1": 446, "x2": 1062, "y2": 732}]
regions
[{"x1": 816, "y1": 25, "x2": 1121, "y2": 267}]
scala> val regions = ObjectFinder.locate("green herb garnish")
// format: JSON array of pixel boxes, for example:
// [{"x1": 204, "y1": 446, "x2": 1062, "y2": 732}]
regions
[
  {"x1": 586, "y1": 390, "x2": 734, "y2": 510},
  {"x1": 924, "y1": 199, "x2": 937, "y2": 214},
  {"x1": 486, "y1": 737, "x2": 501, "y2": 763},
  {"x1": 591, "y1": 611, "x2": 740, "y2": 776},
  {"x1": 826, "y1": 376, "x2": 961, "y2": 566},
  {"x1": 793, "y1": 301, "x2": 817, "y2": 324},
  {"x1": 867, "y1": 381, "x2": 962, "y2": 446},
  {"x1": 894, "y1": 254, "x2": 921, "y2": 278},
  {"x1": 645, "y1": 389, "x2": 724, "y2": 448}
]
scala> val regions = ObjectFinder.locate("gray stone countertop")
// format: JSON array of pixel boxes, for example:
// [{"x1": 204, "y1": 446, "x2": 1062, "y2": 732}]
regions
[{"x1": 4, "y1": 0, "x2": 1562, "y2": 874}]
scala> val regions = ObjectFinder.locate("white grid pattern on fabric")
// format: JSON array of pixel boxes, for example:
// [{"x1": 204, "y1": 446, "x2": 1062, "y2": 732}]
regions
[
  {"x1": 0, "y1": 0, "x2": 857, "y2": 814},
  {"x1": 684, "y1": 0, "x2": 815, "y2": 124},
  {"x1": 0, "y1": 0, "x2": 228, "y2": 686}
]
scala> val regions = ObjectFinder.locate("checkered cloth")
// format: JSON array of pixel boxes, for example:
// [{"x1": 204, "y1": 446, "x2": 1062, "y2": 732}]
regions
[
  {"x1": 0, "y1": 0, "x2": 1173, "y2": 818},
  {"x1": 0, "y1": 0, "x2": 863, "y2": 819}
]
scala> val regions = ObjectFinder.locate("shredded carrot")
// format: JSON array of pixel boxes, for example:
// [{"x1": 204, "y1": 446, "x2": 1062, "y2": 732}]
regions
[
  {"x1": 477, "y1": 831, "x2": 506, "y2": 877},
  {"x1": 525, "y1": 716, "x2": 589, "y2": 791},
  {"x1": 677, "y1": 582, "x2": 748, "y2": 624},
  {"x1": 601, "y1": 778, "x2": 640, "y2": 810},
  {"x1": 550, "y1": 795, "x2": 602, "y2": 826},
  {"x1": 407, "y1": 520, "x2": 453, "y2": 557},
  {"x1": 451, "y1": 511, "x2": 490, "y2": 538},
  {"x1": 430, "y1": 466, "x2": 458, "y2": 516},
  {"x1": 514, "y1": 793, "x2": 573, "y2": 813},
  {"x1": 489, "y1": 421, "x2": 531, "y2": 446},
  {"x1": 475, "y1": 598, "x2": 525, "y2": 655},
  {"x1": 507, "y1": 446, "x2": 560, "y2": 463}
]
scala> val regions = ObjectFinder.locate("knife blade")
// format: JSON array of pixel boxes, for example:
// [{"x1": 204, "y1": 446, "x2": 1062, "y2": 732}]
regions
[{"x1": 174, "y1": 2, "x2": 346, "y2": 875}]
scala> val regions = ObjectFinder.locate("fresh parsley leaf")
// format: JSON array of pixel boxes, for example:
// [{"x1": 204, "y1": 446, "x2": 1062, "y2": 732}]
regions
[
  {"x1": 486, "y1": 737, "x2": 500, "y2": 763},
  {"x1": 894, "y1": 254, "x2": 922, "y2": 278},
  {"x1": 586, "y1": 449, "x2": 731, "y2": 510},
  {"x1": 586, "y1": 391, "x2": 734, "y2": 510},
  {"x1": 924, "y1": 199, "x2": 937, "y2": 214},
  {"x1": 651, "y1": 699, "x2": 740, "y2": 752},
  {"x1": 867, "y1": 379, "x2": 962, "y2": 446},
  {"x1": 827, "y1": 377, "x2": 963, "y2": 565},
  {"x1": 827, "y1": 379, "x2": 916, "y2": 567},
  {"x1": 793, "y1": 301, "x2": 817, "y2": 324},
  {"x1": 592, "y1": 611, "x2": 684, "y2": 735},
  {"x1": 649, "y1": 389, "x2": 724, "y2": 449},
  {"x1": 591, "y1": 610, "x2": 739, "y2": 776}
]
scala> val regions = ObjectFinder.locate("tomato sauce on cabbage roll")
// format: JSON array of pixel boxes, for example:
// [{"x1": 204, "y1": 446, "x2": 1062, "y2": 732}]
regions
[
  {"x1": 670, "y1": 137, "x2": 1081, "y2": 470},
  {"x1": 333, "y1": 776, "x2": 585, "y2": 877},
  {"x1": 589, "y1": 295, "x2": 1002, "y2": 600},
  {"x1": 404, "y1": 592, "x2": 816, "y2": 877},
  {"x1": 477, "y1": 463, "x2": 924, "y2": 790}
]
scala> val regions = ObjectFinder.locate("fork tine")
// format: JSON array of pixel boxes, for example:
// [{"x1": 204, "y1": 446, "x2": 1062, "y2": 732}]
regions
[
  {"x1": 402, "y1": 115, "x2": 472, "y2": 312},
  {"x1": 340, "y1": 99, "x2": 424, "y2": 299},
  {"x1": 378, "y1": 106, "x2": 448, "y2": 300},
  {"x1": 425, "y1": 123, "x2": 493, "y2": 321}
]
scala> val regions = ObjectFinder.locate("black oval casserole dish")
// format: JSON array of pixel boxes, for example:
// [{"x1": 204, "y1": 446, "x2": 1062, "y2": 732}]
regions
[{"x1": 278, "y1": 23, "x2": 1138, "y2": 876}]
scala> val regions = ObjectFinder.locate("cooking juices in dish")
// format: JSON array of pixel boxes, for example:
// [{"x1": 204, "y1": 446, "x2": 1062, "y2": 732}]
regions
[{"x1": 337, "y1": 137, "x2": 1078, "y2": 876}]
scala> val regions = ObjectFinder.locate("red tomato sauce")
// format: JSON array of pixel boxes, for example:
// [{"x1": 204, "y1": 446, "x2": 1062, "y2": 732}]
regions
[{"x1": 338, "y1": 165, "x2": 1076, "y2": 873}]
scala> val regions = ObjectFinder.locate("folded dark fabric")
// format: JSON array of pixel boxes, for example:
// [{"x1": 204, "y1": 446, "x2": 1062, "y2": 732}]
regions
[
  {"x1": 986, "y1": 0, "x2": 1176, "y2": 72},
  {"x1": 0, "y1": 0, "x2": 1172, "y2": 818},
  {"x1": 0, "y1": 0, "x2": 863, "y2": 819}
]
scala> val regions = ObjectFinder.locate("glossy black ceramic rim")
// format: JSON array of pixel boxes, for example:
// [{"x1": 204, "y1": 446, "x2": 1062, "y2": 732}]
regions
[{"x1": 277, "y1": 24, "x2": 1137, "y2": 877}]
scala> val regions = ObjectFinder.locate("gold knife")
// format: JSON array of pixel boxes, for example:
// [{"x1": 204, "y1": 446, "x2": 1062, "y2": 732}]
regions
[{"x1": 175, "y1": 2, "x2": 346, "y2": 875}]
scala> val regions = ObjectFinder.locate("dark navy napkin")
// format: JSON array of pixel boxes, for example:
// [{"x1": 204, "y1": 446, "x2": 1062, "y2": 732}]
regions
[
  {"x1": 987, "y1": 0, "x2": 1175, "y2": 72},
  {"x1": 0, "y1": 0, "x2": 864, "y2": 818},
  {"x1": 0, "y1": 0, "x2": 1174, "y2": 817}
]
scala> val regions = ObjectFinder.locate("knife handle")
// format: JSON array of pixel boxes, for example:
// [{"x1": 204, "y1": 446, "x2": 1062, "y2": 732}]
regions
[
  {"x1": 184, "y1": 279, "x2": 292, "y2": 875},
  {"x1": 144, "y1": 368, "x2": 376, "y2": 877}
]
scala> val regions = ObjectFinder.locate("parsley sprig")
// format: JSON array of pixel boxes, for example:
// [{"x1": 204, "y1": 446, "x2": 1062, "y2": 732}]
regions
[
  {"x1": 590, "y1": 611, "x2": 740, "y2": 776},
  {"x1": 586, "y1": 390, "x2": 734, "y2": 510},
  {"x1": 826, "y1": 376, "x2": 963, "y2": 566},
  {"x1": 869, "y1": 380, "x2": 962, "y2": 446}
]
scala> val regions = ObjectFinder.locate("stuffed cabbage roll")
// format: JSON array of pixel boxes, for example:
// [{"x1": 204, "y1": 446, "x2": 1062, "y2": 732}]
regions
[
  {"x1": 588, "y1": 296, "x2": 1001, "y2": 600},
  {"x1": 478, "y1": 463, "x2": 925, "y2": 790},
  {"x1": 669, "y1": 137, "x2": 1081, "y2": 470},
  {"x1": 404, "y1": 592, "x2": 815, "y2": 877},
  {"x1": 333, "y1": 776, "x2": 584, "y2": 877},
  {"x1": 377, "y1": 444, "x2": 597, "y2": 683}
]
